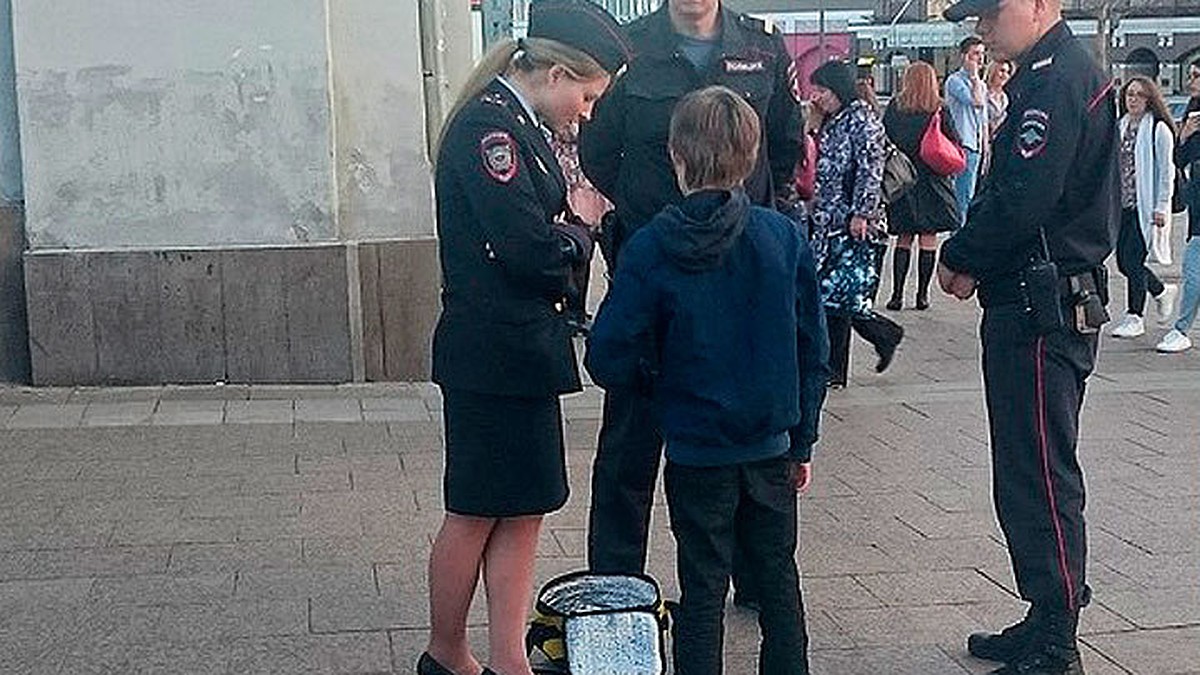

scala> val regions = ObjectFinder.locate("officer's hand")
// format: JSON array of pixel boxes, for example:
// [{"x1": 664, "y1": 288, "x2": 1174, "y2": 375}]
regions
[
  {"x1": 789, "y1": 461, "x2": 812, "y2": 493},
  {"x1": 848, "y1": 216, "x2": 870, "y2": 240},
  {"x1": 1153, "y1": 211, "x2": 1167, "y2": 228},
  {"x1": 937, "y1": 262, "x2": 977, "y2": 300}
]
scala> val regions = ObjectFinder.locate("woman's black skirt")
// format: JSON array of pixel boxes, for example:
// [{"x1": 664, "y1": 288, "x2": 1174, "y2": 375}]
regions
[{"x1": 441, "y1": 387, "x2": 568, "y2": 518}]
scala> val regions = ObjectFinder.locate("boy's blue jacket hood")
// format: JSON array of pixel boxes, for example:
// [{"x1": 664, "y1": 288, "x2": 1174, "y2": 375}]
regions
[{"x1": 658, "y1": 189, "x2": 749, "y2": 272}]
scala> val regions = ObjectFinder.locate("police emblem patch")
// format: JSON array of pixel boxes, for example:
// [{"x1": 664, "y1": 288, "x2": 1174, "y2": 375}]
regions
[
  {"x1": 481, "y1": 131, "x2": 518, "y2": 183},
  {"x1": 1017, "y1": 109, "x2": 1050, "y2": 159}
]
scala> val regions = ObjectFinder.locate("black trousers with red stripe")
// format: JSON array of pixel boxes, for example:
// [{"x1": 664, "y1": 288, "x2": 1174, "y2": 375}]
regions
[{"x1": 981, "y1": 304, "x2": 1097, "y2": 616}]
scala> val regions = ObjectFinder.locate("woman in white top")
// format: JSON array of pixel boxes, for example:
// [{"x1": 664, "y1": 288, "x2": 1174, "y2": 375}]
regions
[
  {"x1": 985, "y1": 60, "x2": 1012, "y2": 139},
  {"x1": 1111, "y1": 76, "x2": 1178, "y2": 339}
]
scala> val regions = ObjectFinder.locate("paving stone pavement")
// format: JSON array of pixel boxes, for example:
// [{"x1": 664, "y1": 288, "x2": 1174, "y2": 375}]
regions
[{"x1": 2, "y1": 255, "x2": 1200, "y2": 674}]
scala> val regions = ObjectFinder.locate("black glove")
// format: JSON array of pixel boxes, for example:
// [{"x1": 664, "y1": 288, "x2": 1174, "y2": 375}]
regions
[{"x1": 555, "y1": 219, "x2": 595, "y2": 264}]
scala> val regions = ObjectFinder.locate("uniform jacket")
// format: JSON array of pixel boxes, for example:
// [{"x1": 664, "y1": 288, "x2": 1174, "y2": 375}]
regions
[
  {"x1": 940, "y1": 21, "x2": 1118, "y2": 285},
  {"x1": 585, "y1": 189, "x2": 828, "y2": 464},
  {"x1": 883, "y1": 102, "x2": 961, "y2": 235},
  {"x1": 1119, "y1": 113, "x2": 1175, "y2": 264},
  {"x1": 578, "y1": 5, "x2": 801, "y2": 237},
  {"x1": 432, "y1": 78, "x2": 582, "y2": 398}
]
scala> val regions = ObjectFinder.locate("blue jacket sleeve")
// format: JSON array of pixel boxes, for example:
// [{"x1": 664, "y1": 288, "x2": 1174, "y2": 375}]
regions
[
  {"x1": 584, "y1": 232, "x2": 658, "y2": 390},
  {"x1": 789, "y1": 230, "x2": 829, "y2": 462}
]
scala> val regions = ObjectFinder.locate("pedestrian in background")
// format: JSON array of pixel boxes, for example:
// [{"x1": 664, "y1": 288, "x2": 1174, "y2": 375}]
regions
[
  {"x1": 423, "y1": 2, "x2": 630, "y2": 673},
  {"x1": 944, "y1": 36, "x2": 989, "y2": 225},
  {"x1": 883, "y1": 61, "x2": 962, "y2": 311},
  {"x1": 809, "y1": 60, "x2": 904, "y2": 387},
  {"x1": 1159, "y1": 60, "x2": 1200, "y2": 353},
  {"x1": 986, "y1": 60, "x2": 1012, "y2": 139},
  {"x1": 586, "y1": 86, "x2": 827, "y2": 675},
  {"x1": 1110, "y1": 76, "x2": 1178, "y2": 339}
]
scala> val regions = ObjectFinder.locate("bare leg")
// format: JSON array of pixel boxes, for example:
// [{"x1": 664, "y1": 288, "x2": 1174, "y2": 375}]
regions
[
  {"x1": 917, "y1": 232, "x2": 938, "y2": 251},
  {"x1": 483, "y1": 516, "x2": 543, "y2": 675},
  {"x1": 427, "y1": 514, "x2": 496, "y2": 675}
]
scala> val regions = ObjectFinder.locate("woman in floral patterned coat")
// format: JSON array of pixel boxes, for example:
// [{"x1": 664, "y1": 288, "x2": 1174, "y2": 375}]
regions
[{"x1": 809, "y1": 60, "x2": 904, "y2": 387}]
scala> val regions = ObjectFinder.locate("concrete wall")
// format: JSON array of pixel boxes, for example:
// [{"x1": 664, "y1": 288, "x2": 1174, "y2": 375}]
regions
[
  {"x1": 12, "y1": 0, "x2": 336, "y2": 249},
  {"x1": 9, "y1": 0, "x2": 476, "y2": 385}
]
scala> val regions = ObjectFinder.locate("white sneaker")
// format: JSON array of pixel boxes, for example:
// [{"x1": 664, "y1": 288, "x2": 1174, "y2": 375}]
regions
[
  {"x1": 1155, "y1": 283, "x2": 1179, "y2": 326},
  {"x1": 1110, "y1": 314, "x2": 1145, "y2": 338},
  {"x1": 1156, "y1": 329, "x2": 1193, "y2": 353}
]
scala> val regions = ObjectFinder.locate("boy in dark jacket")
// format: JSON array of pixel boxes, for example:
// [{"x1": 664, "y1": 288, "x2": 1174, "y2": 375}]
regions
[{"x1": 585, "y1": 86, "x2": 829, "y2": 675}]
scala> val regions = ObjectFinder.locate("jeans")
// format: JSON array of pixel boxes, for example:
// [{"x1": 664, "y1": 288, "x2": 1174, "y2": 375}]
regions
[
  {"x1": 1116, "y1": 207, "x2": 1165, "y2": 316},
  {"x1": 665, "y1": 456, "x2": 809, "y2": 675},
  {"x1": 955, "y1": 148, "x2": 982, "y2": 226},
  {"x1": 1176, "y1": 236, "x2": 1200, "y2": 333}
]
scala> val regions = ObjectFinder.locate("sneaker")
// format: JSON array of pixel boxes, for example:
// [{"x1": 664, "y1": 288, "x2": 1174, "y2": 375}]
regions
[
  {"x1": 1110, "y1": 314, "x2": 1145, "y2": 338},
  {"x1": 1154, "y1": 284, "x2": 1179, "y2": 325},
  {"x1": 1156, "y1": 329, "x2": 1193, "y2": 353}
]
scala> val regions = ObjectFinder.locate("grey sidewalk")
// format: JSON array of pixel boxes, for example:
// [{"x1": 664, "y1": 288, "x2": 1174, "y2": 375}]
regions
[{"x1": 2, "y1": 280, "x2": 1200, "y2": 673}]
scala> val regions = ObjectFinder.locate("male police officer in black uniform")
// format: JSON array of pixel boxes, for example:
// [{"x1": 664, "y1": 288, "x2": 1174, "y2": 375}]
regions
[
  {"x1": 578, "y1": 0, "x2": 802, "y2": 591},
  {"x1": 939, "y1": 0, "x2": 1117, "y2": 673}
]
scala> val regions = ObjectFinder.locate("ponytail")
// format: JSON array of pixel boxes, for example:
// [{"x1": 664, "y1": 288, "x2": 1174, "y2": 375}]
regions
[{"x1": 434, "y1": 37, "x2": 607, "y2": 158}]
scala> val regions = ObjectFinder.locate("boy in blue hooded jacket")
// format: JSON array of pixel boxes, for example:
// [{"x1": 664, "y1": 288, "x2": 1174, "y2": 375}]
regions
[{"x1": 585, "y1": 86, "x2": 829, "y2": 675}]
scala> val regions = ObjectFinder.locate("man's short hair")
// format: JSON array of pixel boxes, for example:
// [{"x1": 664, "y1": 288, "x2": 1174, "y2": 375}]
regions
[
  {"x1": 668, "y1": 86, "x2": 761, "y2": 192},
  {"x1": 959, "y1": 36, "x2": 984, "y2": 54}
]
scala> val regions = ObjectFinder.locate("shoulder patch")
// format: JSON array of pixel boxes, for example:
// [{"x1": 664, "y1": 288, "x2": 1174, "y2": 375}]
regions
[
  {"x1": 480, "y1": 131, "x2": 518, "y2": 183},
  {"x1": 1017, "y1": 109, "x2": 1050, "y2": 159}
]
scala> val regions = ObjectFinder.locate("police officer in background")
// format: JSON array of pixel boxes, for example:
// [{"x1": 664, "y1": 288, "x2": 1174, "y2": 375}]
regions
[
  {"x1": 578, "y1": 0, "x2": 802, "y2": 594},
  {"x1": 938, "y1": 0, "x2": 1117, "y2": 673}
]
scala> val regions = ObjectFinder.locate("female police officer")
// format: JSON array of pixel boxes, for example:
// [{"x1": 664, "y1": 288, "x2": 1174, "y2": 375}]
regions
[{"x1": 421, "y1": 3, "x2": 630, "y2": 675}]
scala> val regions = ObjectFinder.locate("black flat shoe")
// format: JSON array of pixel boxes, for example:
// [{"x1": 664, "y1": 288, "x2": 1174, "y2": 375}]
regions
[{"x1": 417, "y1": 653, "x2": 456, "y2": 675}]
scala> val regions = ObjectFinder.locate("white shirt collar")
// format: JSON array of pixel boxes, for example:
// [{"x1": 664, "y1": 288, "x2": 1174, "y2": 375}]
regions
[{"x1": 497, "y1": 75, "x2": 541, "y2": 130}]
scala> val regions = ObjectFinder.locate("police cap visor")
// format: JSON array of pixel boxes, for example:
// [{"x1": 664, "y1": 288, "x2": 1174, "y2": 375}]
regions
[{"x1": 944, "y1": 0, "x2": 1001, "y2": 22}]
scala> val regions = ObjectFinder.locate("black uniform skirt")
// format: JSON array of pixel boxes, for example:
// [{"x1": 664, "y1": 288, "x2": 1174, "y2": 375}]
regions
[{"x1": 441, "y1": 387, "x2": 569, "y2": 518}]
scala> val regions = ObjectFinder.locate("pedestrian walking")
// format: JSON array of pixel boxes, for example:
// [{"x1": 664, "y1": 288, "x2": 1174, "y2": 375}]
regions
[
  {"x1": 939, "y1": 0, "x2": 1118, "y2": 672},
  {"x1": 945, "y1": 36, "x2": 989, "y2": 225},
  {"x1": 1110, "y1": 76, "x2": 1179, "y2": 339},
  {"x1": 586, "y1": 86, "x2": 828, "y2": 675},
  {"x1": 1159, "y1": 59, "x2": 1200, "y2": 353},
  {"x1": 422, "y1": 2, "x2": 630, "y2": 673},
  {"x1": 578, "y1": 0, "x2": 802, "y2": 596},
  {"x1": 986, "y1": 60, "x2": 1013, "y2": 138},
  {"x1": 809, "y1": 60, "x2": 904, "y2": 387},
  {"x1": 883, "y1": 61, "x2": 963, "y2": 311}
]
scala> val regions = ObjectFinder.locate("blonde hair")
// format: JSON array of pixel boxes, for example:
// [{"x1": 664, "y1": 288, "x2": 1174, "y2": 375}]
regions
[
  {"x1": 436, "y1": 37, "x2": 607, "y2": 154},
  {"x1": 986, "y1": 61, "x2": 1012, "y2": 89},
  {"x1": 668, "y1": 86, "x2": 761, "y2": 192},
  {"x1": 895, "y1": 62, "x2": 942, "y2": 115}
]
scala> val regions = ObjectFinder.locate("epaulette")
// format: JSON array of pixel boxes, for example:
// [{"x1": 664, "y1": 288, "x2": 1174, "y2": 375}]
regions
[{"x1": 737, "y1": 12, "x2": 775, "y2": 35}]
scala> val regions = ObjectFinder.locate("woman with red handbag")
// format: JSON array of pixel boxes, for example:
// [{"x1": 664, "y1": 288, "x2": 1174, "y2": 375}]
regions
[{"x1": 882, "y1": 62, "x2": 964, "y2": 311}]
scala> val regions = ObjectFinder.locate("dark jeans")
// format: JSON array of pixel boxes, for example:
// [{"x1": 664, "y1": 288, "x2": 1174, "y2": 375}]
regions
[
  {"x1": 982, "y1": 305, "x2": 1096, "y2": 615},
  {"x1": 1116, "y1": 206, "x2": 1164, "y2": 316},
  {"x1": 588, "y1": 387, "x2": 757, "y2": 597},
  {"x1": 665, "y1": 456, "x2": 809, "y2": 675}
]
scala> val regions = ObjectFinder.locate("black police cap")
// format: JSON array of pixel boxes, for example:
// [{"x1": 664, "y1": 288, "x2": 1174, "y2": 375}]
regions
[
  {"x1": 527, "y1": 0, "x2": 633, "y2": 74},
  {"x1": 944, "y1": 0, "x2": 1000, "y2": 22}
]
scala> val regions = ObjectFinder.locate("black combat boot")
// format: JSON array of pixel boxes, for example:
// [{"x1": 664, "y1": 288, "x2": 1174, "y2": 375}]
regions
[
  {"x1": 968, "y1": 606, "x2": 1044, "y2": 663},
  {"x1": 988, "y1": 611, "x2": 1084, "y2": 675}
]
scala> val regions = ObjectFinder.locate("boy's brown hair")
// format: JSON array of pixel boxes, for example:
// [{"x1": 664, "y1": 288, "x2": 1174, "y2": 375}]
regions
[{"x1": 668, "y1": 86, "x2": 761, "y2": 192}]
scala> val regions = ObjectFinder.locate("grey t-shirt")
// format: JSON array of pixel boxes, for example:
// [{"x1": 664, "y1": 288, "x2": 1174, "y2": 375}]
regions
[{"x1": 678, "y1": 34, "x2": 719, "y2": 70}]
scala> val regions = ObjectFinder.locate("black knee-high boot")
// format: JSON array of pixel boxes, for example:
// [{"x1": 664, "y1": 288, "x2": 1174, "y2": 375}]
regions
[
  {"x1": 887, "y1": 247, "x2": 911, "y2": 311},
  {"x1": 916, "y1": 249, "x2": 937, "y2": 310}
]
